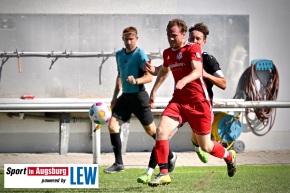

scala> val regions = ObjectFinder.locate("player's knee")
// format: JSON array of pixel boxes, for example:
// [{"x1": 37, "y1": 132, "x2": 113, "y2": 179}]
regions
[
  {"x1": 156, "y1": 126, "x2": 170, "y2": 139},
  {"x1": 108, "y1": 119, "x2": 120, "y2": 133},
  {"x1": 108, "y1": 125, "x2": 118, "y2": 133},
  {"x1": 199, "y1": 144, "x2": 214, "y2": 153}
]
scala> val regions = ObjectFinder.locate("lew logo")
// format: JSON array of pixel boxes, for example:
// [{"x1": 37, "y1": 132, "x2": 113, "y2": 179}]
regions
[
  {"x1": 4, "y1": 164, "x2": 99, "y2": 188},
  {"x1": 70, "y1": 166, "x2": 98, "y2": 185}
]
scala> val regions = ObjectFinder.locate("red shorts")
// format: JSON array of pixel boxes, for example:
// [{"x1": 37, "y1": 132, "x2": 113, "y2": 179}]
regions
[{"x1": 162, "y1": 97, "x2": 212, "y2": 135}]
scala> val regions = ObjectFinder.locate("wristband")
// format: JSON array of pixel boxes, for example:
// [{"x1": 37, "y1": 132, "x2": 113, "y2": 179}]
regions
[{"x1": 135, "y1": 79, "x2": 138, "y2": 85}]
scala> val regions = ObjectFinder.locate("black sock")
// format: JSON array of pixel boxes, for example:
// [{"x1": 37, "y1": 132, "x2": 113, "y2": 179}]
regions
[
  {"x1": 110, "y1": 133, "x2": 123, "y2": 165},
  {"x1": 168, "y1": 133, "x2": 173, "y2": 160},
  {"x1": 168, "y1": 148, "x2": 173, "y2": 160},
  {"x1": 150, "y1": 133, "x2": 174, "y2": 165},
  {"x1": 148, "y1": 134, "x2": 157, "y2": 168},
  {"x1": 148, "y1": 147, "x2": 158, "y2": 169}
]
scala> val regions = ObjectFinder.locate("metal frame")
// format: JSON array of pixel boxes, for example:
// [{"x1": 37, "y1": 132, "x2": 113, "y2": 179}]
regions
[
  {"x1": 0, "y1": 51, "x2": 162, "y2": 59},
  {"x1": 1, "y1": 98, "x2": 290, "y2": 164},
  {"x1": 1, "y1": 98, "x2": 290, "y2": 112}
]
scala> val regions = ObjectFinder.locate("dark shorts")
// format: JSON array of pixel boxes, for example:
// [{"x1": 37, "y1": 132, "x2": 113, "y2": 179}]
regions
[{"x1": 112, "y1": 90, "x2": 154, "y2": 126}]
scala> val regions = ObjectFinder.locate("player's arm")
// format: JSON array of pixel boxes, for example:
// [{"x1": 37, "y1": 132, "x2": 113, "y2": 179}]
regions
[
  {"x1": 128, "y1": 57, "x2": 155, "y2": 84},
  {"x1": 149, "y1": 66, "x2": 170, "y2": 108},
  {"x1": 126, "y1": 70, "x2": 153, "y2": 85},
  {"x1": 203, "y1": 70, "x2": 227, "y2": 90},
  {"x1": 111, "y1": 75, "x2": 121, "y2": 107},
  {"x1": 137, "y1": 70, "x2": 153, "y2": 84},
  {"x1": 175, "y1": 60, "x2": 202, "y2": 90},
  {"x1": 143, "y1": 61, "x2": 162, "y2": 76}
]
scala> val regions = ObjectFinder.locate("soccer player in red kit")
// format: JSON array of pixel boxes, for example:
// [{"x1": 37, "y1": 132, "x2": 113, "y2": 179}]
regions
[{"x1": 147, "y1": 18, "x2": 236, "y2": 187}]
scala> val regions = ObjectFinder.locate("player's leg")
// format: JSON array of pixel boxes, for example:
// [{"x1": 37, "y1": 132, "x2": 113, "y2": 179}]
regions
[
  {"x1": 104, "y1": 116, "x2": 125, "y2": 173},
  {"x1": 138, "y1": 125, "x2": 177, "y2": 184},
  {"x1": 137, "y1": 122, "x2": 157, "y2": 184},
  {"x1": 134, "y1": 91, "x2": 176, "y2": 183},
  {"x1": 191, "y1": 132, "x2": 209, "y2": 163},
  {"x1": 148, "y1": 115, "x2": 179, "y2": 187},
  {"x1": 104, "y1": 95, "x2": 130, "y2": 173},
  {"x1": 168, "y1": 128, "x2": 178, "y2": 172},
  {"x1": 189, "y1": 100, "x2": 236, "y2": 177},
  {"x1": 137, "y1": 147, "x2": 156, "y2": 184},
  {"x1": 191, "y1": 109, "x2": 213, "y2": 163},
  {"x1": 196, "y1": 134, "x2": 236, "y2": 177},
  {"x1": 133, "y1": 91, "x2": 158, "y2": 183}
]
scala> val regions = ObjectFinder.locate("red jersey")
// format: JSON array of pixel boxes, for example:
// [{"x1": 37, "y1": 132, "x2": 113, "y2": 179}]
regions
[{"x1": 163, "y1": 42, "x2": 209, "y2": 102}]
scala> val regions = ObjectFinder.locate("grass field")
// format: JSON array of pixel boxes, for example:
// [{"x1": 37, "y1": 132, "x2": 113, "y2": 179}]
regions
[{"x1": 1, "y1": 165, "x2": 290, "y2": 192}]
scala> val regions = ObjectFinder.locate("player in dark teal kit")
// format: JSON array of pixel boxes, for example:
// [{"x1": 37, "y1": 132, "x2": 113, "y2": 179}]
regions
[{"x1": 104, "y1": 26, "x2": 176, "y2": 174}]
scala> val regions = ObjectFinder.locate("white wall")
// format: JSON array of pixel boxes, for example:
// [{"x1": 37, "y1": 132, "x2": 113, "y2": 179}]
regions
[{"x1": 1, "y1": 0, "x2": 290, "y2": 152}]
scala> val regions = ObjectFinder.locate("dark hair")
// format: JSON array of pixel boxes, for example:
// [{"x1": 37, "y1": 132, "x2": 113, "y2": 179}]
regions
[
  {"x1": 188, "y1": 22, "x2": 209, "y2": 40},
  {"x1": 166, "y1": 18, "x2": 187, "y2": 33},
  {"x1": 122, "y1": 26, "x2": 138, "y2": 36}
]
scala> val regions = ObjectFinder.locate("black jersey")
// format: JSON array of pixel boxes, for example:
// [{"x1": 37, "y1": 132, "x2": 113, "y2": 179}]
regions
[{"x1": 202, "y1": 52, "x2": 222, "y2": 101}]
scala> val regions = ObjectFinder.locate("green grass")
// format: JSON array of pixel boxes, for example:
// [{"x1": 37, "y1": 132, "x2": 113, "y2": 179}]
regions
[{"x1": 1, "y1": 166, "x2": 290, "y2": 193}]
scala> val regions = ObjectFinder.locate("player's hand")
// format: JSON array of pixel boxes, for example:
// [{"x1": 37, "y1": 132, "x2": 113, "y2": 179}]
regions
[
  {"x1": 143, "y1": 58, "x2": 155, "y2": 74},
  {"x1": 175, "y1": 78, "x2": 188, "y2": 90},
  {"x1": 149, "y1": 92, "x2": 156, "y2": 109},
  {"x1": 203, "y1": 69, "x2": 209, "y2": 79},
  {"x1": 126, "y1": 75, "x2": 137, "y2": 84}
]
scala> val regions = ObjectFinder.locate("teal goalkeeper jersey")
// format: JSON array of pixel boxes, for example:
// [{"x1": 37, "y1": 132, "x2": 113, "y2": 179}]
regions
[{"x1": 116, "y1": 47, "x2": 149, "y2": 93}]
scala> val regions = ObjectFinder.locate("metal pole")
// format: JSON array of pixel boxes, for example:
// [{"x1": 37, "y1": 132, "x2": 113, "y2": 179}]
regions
[
  {"x1": 153, "y1": 101, "x2": 290, "y2": 109},
  {"x1": 59, "y1": 113, "x2": 70, "y2": 155},
  {"x1": 1, "y1": 101, "x2": 290, "y2": 112},
  {"x1": 212, "y1": 101, "x2": 290, "y2": 108},
  {"x1": 92, "y1": 122, "x2": 101, "y2": 164},
  {"x1": 0, "y1": 51, "x2": 162, "y2": 58}
]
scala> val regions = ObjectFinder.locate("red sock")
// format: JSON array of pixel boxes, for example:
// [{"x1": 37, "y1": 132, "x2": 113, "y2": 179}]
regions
[
  {"x1": 155, "y1": 140, "x2": 169, "y2": 174},
  {"x1": 224, "y1": 152, "x2": 233, "y2": 163},
  {"x1": 210, "y1": 141, "x2": 226, "y2": 159}
]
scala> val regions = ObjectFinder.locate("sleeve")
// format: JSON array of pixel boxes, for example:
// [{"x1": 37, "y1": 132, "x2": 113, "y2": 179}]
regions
[
  {"x1": 115, "y1": 52, "x2": 120, "y2": 73},
  {"x1": 203, "y1": 52, "x2": 221, "y2": 73},
  {"x1": 163, "y1": 49, "x2": 170, "y2": 67},
  {"x1": 189, "y1": 44, "x2": 202, "y2": 62},
  {"x1": 139, "y1": 48, "x2": 149, "y2": 70},
  {"x1": 203, "y1": 53, "x2": 221, "y2": 73},
  {"x1": 210, "y1": 55, "x2": 222, "y2": 72}
]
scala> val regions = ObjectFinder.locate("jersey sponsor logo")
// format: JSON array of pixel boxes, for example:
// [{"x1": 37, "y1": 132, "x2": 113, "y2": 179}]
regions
[
  {"x1": 170, "y1": 62, "x2": 186, "y2": 68},
  {"x1": 167, "y1": 55, "x2": 170, "y2": 60},
  {"x1": 4, "y1": 164, "x2": 99, "y2": 189}
]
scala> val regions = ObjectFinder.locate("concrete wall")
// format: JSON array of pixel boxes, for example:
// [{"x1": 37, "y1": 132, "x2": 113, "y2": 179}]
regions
[
  {"x1": 0, "y1": 0, "x2": 290, "y2": 153},
  {"x1": 0, "y1": 14, "x2": 249, "y2": 98}
]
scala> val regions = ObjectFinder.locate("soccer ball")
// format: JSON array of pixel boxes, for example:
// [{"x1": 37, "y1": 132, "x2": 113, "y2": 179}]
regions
[{"x1": 89, "y1": 102, "x2": 112, "y2": 125}]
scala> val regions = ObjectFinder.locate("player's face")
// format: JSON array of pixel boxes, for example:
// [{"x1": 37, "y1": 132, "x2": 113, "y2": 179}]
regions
[
  {"x1": 167, "y1": 25, "x2": 186, "y2": 49},
  {"x1": 122, "y1": 33, "x2": 138, "y2": 52},
  {"x1": 188, "y1": 30, "x2": 206, "y2": 48}
]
